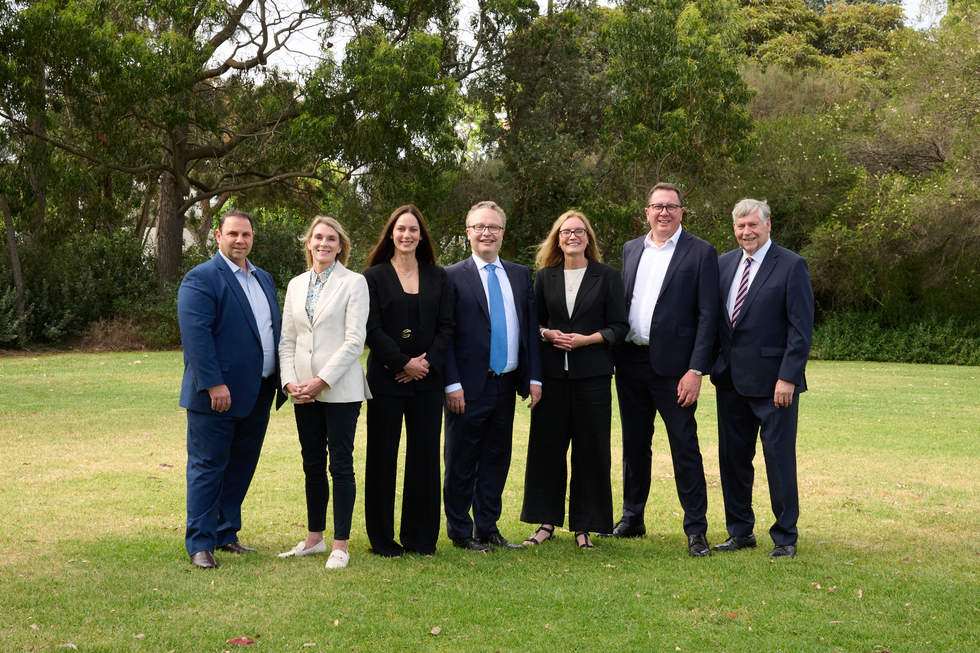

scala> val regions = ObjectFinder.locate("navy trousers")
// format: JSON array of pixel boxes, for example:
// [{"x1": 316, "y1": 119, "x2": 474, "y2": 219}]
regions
[
  {"x1": 185, "y1": 376, "x2": 275, "y2": 555},
  {"x1": 443, "y1": 372, "x2": 517, "y2": 541}
]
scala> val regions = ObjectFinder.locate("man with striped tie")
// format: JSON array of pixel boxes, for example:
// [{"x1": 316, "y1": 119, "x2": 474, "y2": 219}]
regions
[{"x1": 711, "y1": 199, "x2": 814, "y2": 559}]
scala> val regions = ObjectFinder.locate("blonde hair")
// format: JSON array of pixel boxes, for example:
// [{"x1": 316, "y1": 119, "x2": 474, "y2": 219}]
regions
[
  {"x1": 302, "y1": 215, "x2": 351, "y2": 268},
  {"x1": 534, "y1": 210, "x2": 602, "y2": 269},
  {"x1": 466, "y1": 200, "x2": 507, "y2": 228}
]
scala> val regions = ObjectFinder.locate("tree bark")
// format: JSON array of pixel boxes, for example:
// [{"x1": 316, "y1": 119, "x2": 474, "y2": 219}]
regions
[
  {"x1": 156, "y1": 169, "x2": 184, "y2": 284},
  {"x1": 0, "y1": 192, "x2": 26, "y2": 319}
]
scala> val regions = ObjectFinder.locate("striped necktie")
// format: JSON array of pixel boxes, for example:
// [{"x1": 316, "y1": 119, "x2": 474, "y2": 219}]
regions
[{"x1": 731, "y1": 257, "x2": 752, "y2": 327}]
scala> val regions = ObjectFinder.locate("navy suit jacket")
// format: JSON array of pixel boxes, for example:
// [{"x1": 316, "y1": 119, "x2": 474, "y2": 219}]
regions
[
  {"x1": 711, "y1": 243, "x2": 814, "y2": 397},
  {"x1": 178, "y1": 252, "x2": 283, "y2": 418},
  {"x1": 443, "y1": 256, "x2": 541, "y2": 400},
  {"x1": 621, "y1": 228, "x2": 720, "y2": 376}
]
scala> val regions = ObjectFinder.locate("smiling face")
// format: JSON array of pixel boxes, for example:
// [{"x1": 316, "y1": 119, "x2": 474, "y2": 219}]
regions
[
  {"x1": 733, "y1": 209, "x2": 771, "y2": 256},
  {"x1": 558, "y1": 216, "x2": 589, "y2": 259},
  {"x1": 466, "y1": 207, "x2": 505, "y2": 263},
  {"x1": 307, "y1": 223, "x2": 341, "y2": 271},
  {"x1": 215, "y1": 216, "x2": 254, "y2": 269},
  {"x1": 645, "y1": 187, "x2": 684, "y2": 244},
  {"x1": 391, "y1": 212, "x2": 421, "y2": 256}
]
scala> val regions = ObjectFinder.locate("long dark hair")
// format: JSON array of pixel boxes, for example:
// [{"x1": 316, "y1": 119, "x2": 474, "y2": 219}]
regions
[{"x1": 364, "y1": 204, "x2": 436, "y2": 268}]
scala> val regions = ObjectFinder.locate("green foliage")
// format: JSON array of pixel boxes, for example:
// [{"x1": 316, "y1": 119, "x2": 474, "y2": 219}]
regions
[
  {"x1": 819, "y1": 1, "x2": 905, "y2": 57},
  {"x1": 813, "y1": 311, "x2": 980, "y2": 364}
]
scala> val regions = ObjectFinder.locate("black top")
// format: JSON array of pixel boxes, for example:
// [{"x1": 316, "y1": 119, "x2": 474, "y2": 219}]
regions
[
  {"x1": 535, "y1": 260, "x2": 629, "y2": 379},
  {"x1": 364, "y1": 262, "x2": 454, "y2": 396}
]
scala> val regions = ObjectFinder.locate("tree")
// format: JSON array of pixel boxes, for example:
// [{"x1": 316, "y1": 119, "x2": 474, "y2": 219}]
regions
[{"x1": 0, "y1": 0, "x2": 536, "y2": 283}]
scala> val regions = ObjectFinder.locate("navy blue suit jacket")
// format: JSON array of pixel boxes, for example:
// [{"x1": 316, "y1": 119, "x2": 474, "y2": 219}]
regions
[
  {"x1": 443, "y1": 257, "x2": 541, "y2": 400},
  {"x1": 711, "y1": 244, "x2": 814, "y2": 397},
  {"x1": 621, "y1": 228, "x2": 720, "y2": 376},
  {"x1": 177, "y1": 253, "x2": 283, "y2": 418}
]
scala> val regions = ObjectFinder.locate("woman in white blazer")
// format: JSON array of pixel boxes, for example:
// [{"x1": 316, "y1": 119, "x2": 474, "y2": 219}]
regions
[{"x1": 277, "y1": 215, "x2": 371, "y2": 569}]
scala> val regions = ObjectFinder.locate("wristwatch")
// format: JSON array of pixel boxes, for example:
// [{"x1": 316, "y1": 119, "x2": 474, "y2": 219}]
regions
[{"x1": 689, "y1": 369, "x2": 703, "y2": 376}]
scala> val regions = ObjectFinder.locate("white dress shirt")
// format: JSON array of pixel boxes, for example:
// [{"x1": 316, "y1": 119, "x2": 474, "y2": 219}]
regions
[
  {"x1": 219, "y1": 250, "x2": 275, "y2": 378},
  {"x1": 626, "y1": 226, "x2": 682, "y2": 345}
]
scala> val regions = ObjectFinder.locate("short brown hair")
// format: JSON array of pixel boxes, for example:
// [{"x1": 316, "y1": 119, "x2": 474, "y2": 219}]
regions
[{"x1": 646, "y1": 182, "x2": 684, "y2": 206}]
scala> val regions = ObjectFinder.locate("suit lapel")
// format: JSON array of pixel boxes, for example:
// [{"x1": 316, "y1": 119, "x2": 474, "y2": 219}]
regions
[
  {"x1": 312, "y1": 263, "x2": 346, "y2": 325},
  {"x1": 738, "y1": 245, "x2": 779, "y2": 322},
  {"x1": 719, "y1": 253, "x2": 740, "y2": 333},
  {"x1": 656, "y1": 229, "x2": 691, "y2": 303},
  {"x1": 570, "y1": 261, "x2": 601, "y2": 321},
  {"x1": 214, "y1": 254, "x2": 261, "y2": 343},
  {"x1": 463, "y1": 258, "x2": 490, "y2": 321},
  {"x1": 622, "y1": 239, "x2": 642, "y2": 306}
]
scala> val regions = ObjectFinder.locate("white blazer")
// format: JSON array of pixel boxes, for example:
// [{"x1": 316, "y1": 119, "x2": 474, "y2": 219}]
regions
[{"x1": 279, "y1": 262, "x2": 372, "y2": 403}]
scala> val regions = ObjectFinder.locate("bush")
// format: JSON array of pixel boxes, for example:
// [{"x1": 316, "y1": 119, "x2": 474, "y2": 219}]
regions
[{"x1": 812, "y1": 311, "x2": 980, "y2": 365}]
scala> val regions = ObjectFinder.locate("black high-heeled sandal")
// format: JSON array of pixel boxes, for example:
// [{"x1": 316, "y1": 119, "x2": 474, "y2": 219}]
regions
[
  {"x1": 522, "y1": 524, "x2": 555, "y2": 546},
  {"x1": 575, "y1": 531, "x2": 594, "y2": 549}
]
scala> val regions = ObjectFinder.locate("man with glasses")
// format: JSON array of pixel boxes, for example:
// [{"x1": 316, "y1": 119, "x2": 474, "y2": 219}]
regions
[
  {"x1": 443, "y1": 201, "x2": 542, "y2": 552},
  {"x1": 603, "y1": 183, "x2": 720, "y2": 557},
  {"x1": 710, "y1": 199, "x2": 813, "y2": 559}
]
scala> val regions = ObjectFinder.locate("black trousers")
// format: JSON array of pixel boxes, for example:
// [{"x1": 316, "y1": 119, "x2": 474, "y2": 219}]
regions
[
  {"x1": 614, "y1": 345, "x2": 708, "y2": 534},
  {"x1": 364, "y1": 389, "x2": 443, "y2": 555},
  {"x1": 443, "y1": 372, "x2": 517, "y2": 541},
  {"x1": 716, "y1": 387, "x2": 800, "y2": 546},
  {"x1": 293, "y1": 401, "x2": 361, "y2": 540},
  {"x1": 521, "y1": 375, "x2": 613, "y2": 533}
]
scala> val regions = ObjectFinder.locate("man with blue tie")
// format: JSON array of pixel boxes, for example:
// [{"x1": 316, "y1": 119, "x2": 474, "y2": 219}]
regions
[
  {"x1": 443, "y1": 201, "x2": 542, "y2": 552},
  {"x1": 177, "y1": 210, "x2": 283, "y2": 569},
  {"x1": 710, "y1": 199, "x2": 814, "y2": 559}
]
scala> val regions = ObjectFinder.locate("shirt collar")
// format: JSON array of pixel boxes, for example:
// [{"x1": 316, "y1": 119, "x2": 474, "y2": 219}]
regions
[
  {"x1": 472, "y1": 253, "x2": 502, "y2": 270},
  {"x1": 742, "y1": 238, "x2": 773, "y2": 264},
  {"x1": 219, "y1": 250, "x2": 254, "y2": 275},
  {"x1": 311, "y1": 261, "x2": 337, "y2": 283},
  {"x1": 644, "y1": 224, "x2": 683, "y2": 249}
]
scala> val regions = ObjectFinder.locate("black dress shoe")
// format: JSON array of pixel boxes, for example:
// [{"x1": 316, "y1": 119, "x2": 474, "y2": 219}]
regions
[
  {"x1": 604, "y1": 519, "x2": 646, "y2": 539},
  {"x1": 218, "y1": 541, "x2": 257, "y2": 554},
  {"x1": 769, "y1": 544, "x2": 797, "y2": 558},
  {"x1": 688, "y1": 533, "x2": 711, "y2": 557},
  {"x1": 190, "y1": 550, "x2": 218, "y2": 568},
  {"x1": 452, "y1": 537, "x2": 491, "y2": 552},
  {"x1": 712, "y1": 534, "x2": 757, "y2": 552},
  {"x1": 480, "y1": 533, "x2": 525, "y2": 550}
]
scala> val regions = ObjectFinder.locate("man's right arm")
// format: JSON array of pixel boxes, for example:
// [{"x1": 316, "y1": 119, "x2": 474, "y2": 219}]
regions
[{"x1": 177, "y1": 269, "x2": 224, "y2": 392}]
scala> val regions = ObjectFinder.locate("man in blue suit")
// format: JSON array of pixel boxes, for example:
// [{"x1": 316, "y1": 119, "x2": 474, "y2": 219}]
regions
[
  {"x1": 443, "y1": 201, "x2": 542, "y2": 552},
  {"x1": 606, "y1": 183, "x2": 720, "y2": 557},
  {"x1": 710, "y1": 198, "x2": 814, "y2": 559},
  {"x1": 177, "y1": 210, "x2": 282, "y2": 568}
]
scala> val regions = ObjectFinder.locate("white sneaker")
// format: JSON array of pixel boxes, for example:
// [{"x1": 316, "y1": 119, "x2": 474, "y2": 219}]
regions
[
  {"x1": 325, "y1": 549, "x2": 350, "y2": 569},
  {"x1": 277, "y1": 539, "x2": 327, "y2": 558}
]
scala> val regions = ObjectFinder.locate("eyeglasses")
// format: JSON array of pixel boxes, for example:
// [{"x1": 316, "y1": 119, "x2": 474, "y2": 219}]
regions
[
  {"x1": 647, "y1": 203, "x2": 682, "y2": 212},
  {"x1": 559, "y1": 228, "x2": 587, "y2": 238},
  {"x1": 467, "y1": 224, "x2": 503, "y2": 234}
]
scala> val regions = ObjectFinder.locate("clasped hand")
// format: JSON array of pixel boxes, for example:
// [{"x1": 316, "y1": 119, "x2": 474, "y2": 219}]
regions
[
  {"x1": 543, "y1": 329, "x2": 589, "y2": 351},
  {"x1": 285, "y1": 377, "x2": 328, "y2": 403},
  {"x1": 394, "y1": 353, "x2": 429, "y2": 383}
]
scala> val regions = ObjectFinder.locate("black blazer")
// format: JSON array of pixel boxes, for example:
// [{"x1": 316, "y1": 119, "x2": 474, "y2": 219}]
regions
[
  {"x1": 535, "y1": 260, "x2": 628, "y2": 379},
  {"x1": 621, "y1": 228, "x2": 720, "y2": 376},
  {"x1": 364, "y1": 262, "x2": 454, "y2": 396},
  {"x1": 443, "y1": 256, "x2": 541, "y2": 400}
]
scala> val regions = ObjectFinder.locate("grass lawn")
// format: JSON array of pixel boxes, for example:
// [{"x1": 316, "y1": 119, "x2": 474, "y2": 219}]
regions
[{"x1": 0, "y1": 353, "x2": 977, "y2": 651}]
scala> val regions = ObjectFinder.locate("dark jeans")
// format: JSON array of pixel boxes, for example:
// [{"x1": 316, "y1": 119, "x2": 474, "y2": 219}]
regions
[{"x1": 293, "y1": 400, "x2": 361, "y2": 540}]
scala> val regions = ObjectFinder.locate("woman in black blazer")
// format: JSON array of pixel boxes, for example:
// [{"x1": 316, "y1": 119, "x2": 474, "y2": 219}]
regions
[
  {"x1": 362, "y1": 205, "x2": 454, "y2": 556},
  {"x1": 521, "y1": 210, "x2": 628, "y2": 549}
]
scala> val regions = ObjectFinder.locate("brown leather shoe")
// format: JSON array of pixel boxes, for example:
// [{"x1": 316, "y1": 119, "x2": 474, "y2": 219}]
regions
[
  {"x1": 218, "y1": 541, "x2": 257, "y2": 554},
  {"x1": 190, "y1": 551, "x2": 218, "y2": 568}
]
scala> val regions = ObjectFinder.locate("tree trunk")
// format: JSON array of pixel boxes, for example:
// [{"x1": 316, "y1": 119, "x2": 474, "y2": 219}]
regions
[
  {"x1": 156, "y1": 169, "x2": 185, "y2": 284},
  {"x1": 0, "y1": 192, "x2": 26, "y2": 319}
]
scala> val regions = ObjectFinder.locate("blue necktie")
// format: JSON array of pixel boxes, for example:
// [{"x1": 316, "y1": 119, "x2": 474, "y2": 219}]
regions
[{"x1": 486, "y1": 263, "x2": 507, "y2": 374}]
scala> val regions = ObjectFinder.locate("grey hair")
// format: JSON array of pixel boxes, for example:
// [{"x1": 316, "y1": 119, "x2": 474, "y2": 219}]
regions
[
  {"x1": 732, "y1": 198, "x2": 771, "y2": 223},
  {"x1": 466, "y1": 200, "x2": 507, "y2": 228}
]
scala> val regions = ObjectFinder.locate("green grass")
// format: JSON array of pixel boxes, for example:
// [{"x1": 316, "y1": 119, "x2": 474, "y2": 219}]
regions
[{"x1": 0, "y1": 353, "x2": 977, "y2": 651}]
